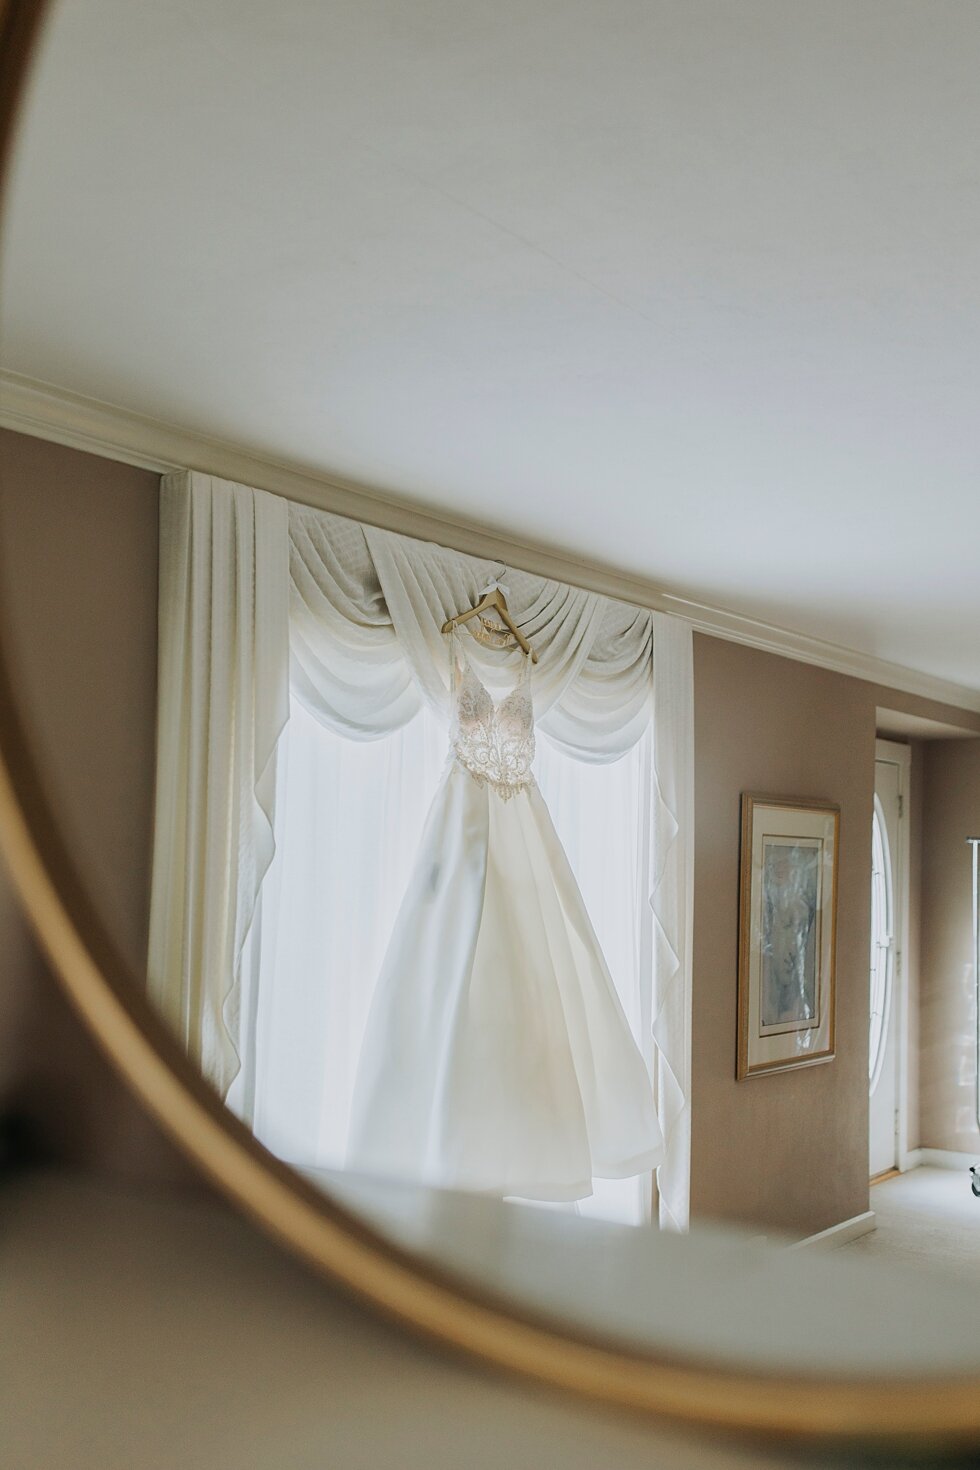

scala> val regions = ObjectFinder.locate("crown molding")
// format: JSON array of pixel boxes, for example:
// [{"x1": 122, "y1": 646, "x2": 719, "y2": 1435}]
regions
[{"x1": 3, "y1": 368, "x2": 980, "y2": 716}]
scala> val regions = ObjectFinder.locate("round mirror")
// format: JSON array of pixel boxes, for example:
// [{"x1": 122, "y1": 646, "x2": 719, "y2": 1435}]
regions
[{"x1": 4, "y1": 2, "x2": 980, "y2": 1450}]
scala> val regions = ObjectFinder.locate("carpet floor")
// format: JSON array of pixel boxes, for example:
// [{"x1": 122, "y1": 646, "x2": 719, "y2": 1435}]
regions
[{"x1": 837, "y1": 1165, "x2": 980, "y2": 1281}]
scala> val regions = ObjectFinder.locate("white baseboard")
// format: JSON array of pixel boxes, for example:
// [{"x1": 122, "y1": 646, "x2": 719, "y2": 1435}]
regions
[
  {"x1": 789, "y1": 1209, "x2": 876, "y2": 1251},
  {"x1": 906, "y1": 1147, "x2": 980, "y2": 1171}
]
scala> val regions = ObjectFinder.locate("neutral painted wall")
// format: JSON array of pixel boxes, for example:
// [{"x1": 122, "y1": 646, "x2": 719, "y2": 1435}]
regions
[
  {"x1": 0, "y1": 427, "x2": 194, "y2": 1183},
  {"x1": 0, "y1": 851, "x2": 196, "y2": 1184},
  {"x1": 690, "y1": 635, "x2": 875, "y2": 1238},
  {"x1": 905, "y1": 739, "x2": 925, "y2": 1156},
  {"x1": 0, "y1": 427, "x2": 159, "y2": 979},
  {"x1": 919, "y1": 738, "x2": 980, "y2": 1155},
  {"x1": 689, "y1": 643, "x2": 980, "y2": 1238}
]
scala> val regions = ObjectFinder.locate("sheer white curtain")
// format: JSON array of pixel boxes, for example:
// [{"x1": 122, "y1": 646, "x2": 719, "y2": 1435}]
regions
[
  {"x1": 244, "y1": 701, "x2": 655, "y2": 1224},
  {"x1": 147, "y1": 473, "x2": 289, "y2": 1096},
  {"x1": 650, "y1": 612, "x2": 694, "y2": 1232},
  {"x1": 149, "y1": 471, "x2": 694, "y2": 1227}
]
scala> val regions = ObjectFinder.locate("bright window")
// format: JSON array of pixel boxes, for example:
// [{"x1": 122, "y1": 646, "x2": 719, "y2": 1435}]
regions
[{"x1": 244, "y1": 698, "x2": 656, "y2": 1225}]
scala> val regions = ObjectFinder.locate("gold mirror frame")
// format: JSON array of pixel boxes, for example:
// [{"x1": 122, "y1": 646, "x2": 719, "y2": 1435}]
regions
[{"x1": 3, "y1": 4, "x2": 980, "y2": 1447}]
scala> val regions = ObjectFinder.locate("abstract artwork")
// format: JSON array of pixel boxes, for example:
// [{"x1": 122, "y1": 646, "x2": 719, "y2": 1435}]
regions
[{"x1": 737, "y1": 797, "x2": 839, "y2": 1078}]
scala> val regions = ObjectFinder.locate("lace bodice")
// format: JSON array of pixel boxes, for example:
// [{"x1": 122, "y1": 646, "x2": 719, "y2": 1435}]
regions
[{"x1": 447, "y1": 628, "x2": 535, "y2": 799}]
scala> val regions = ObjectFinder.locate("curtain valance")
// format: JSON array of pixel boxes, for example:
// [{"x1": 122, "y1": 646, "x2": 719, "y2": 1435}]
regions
[{"x1": 288, "y1": 500, "x2": 654, "y2": 762}]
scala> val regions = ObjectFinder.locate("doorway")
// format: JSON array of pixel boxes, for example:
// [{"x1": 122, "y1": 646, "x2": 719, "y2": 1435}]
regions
[{"x1": 869, "y1": 739, "x2": 911, "y2": 1180}]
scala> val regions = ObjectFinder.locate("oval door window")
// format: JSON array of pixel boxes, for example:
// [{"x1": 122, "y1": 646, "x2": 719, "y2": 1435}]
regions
[{"x1": 869, "y1": 797, "x2": 894, "y2": 1093}]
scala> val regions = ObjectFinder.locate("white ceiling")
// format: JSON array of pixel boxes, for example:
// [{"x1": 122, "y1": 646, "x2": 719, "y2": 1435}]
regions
[{"x1": 3, "y1": 0, "x2": 980, "y2": 690}]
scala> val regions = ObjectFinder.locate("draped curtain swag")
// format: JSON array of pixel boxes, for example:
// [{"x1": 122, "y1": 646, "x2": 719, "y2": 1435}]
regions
[{"x1": 148, "y1": 471, "x2": 694, "y2": 1228}]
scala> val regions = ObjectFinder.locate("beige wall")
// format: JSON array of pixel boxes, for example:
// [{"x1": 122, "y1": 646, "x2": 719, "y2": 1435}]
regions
[
  {"x1": 905, "y1": 739, "x2": 926, "y2": 1155},
  {"x1": 0, "y1": 852, "x2": 195, "y2": 1183},
  {"x1": 689, "y1": 640, "x2": 980, "y2": 1238},
  {"x1": 690, "y1": 635, "x2": 875, "y2": 1237},
  {"x1": 0, "y1": 427, "x2": 159, "y2": 978},
  {"x1": 0, "y1": 427, "x2": 195, "y2": 1183},
  {"x1": 919, "y1": 738, "x2": 980, "y2": 1154}
]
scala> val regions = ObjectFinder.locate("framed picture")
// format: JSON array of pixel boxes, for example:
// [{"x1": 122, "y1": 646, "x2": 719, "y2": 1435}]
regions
[{"x1": 737, "y1": 795, "x2": 840, "y2": 1079}]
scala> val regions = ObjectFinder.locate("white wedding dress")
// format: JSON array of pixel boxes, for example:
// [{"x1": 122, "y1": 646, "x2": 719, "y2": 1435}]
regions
[{"x1": 346, "y1": 629, "x2": 664, "y2": 1201}]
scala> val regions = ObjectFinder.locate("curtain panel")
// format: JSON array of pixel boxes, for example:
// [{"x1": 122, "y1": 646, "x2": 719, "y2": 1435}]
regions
[
  {"x1": 148, "y1": 471, "x2": 694, "y2": 1226},
  {"x1": 147, "y1": 473, "x2": 290, "y2": 1096},
  {"x1": 651, "y1": 613, "x2": 695, "y2": 1232}
]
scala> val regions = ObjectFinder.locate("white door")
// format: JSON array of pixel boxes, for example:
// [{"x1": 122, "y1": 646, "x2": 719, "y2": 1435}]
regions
[{"x1": 868, "y1": 742, "x2": 908, "y2": 1179}]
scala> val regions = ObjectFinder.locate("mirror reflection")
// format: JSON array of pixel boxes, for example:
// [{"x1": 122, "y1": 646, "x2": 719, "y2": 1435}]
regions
[{"x1": 3, "y1": 0, "x2": 980, "y2": 1385}]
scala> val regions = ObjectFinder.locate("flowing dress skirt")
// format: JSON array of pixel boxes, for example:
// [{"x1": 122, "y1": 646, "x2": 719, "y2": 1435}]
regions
[{"x1": 346, "y1": 761, "x2": 664, "y2": 1201}]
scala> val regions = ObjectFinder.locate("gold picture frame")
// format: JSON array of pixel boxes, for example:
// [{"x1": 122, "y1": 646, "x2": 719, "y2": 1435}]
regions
[{"x1": 737, "y1": 794, "x2": 839, "y2": 1079}]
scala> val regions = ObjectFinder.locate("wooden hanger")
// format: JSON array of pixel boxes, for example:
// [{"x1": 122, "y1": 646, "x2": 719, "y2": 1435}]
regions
[{"x1": 441, "y1": 573, "x2": 538, "y2": 663}]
